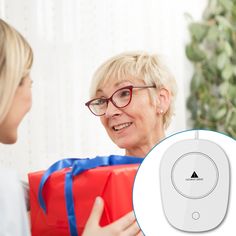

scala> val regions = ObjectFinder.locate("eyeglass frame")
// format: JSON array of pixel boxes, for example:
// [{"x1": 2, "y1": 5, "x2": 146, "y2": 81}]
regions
[{"x1": 85, "y1": 84, "x2": 156, "y2": 116}]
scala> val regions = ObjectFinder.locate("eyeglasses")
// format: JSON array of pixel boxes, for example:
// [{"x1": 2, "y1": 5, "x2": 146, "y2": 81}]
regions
[{"x1": 85, "y1": 85, "x2": 156, "y2": 116}]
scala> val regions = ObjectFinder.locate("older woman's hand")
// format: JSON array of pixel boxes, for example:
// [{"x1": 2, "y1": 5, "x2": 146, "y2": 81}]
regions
[{"x1": 82, "y1": 197, "x2": 143, "y2": 236}]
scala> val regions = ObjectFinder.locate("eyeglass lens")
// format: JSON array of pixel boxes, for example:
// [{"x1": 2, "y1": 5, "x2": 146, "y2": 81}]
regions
[{"x1": 89, "y1": 87, "x2": 132, "y2": 115}]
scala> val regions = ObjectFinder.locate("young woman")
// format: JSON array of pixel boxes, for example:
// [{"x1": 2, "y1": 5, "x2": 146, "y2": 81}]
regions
[{"x1": 0, "y1": 19, "x2": 141, "y2": 236}]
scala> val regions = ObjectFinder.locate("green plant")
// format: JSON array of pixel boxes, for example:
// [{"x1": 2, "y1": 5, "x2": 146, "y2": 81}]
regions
[{"x1": 186, "y1": 0, "x2": 236, "y2": 138}]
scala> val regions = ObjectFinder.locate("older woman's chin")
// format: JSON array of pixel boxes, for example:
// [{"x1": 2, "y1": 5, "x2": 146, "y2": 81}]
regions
[
  {"x1": 0, "y1": 131, "x2": 18, "y2": 144},
  {"x1": 114, "y1": 140, "x2": 131, "y2": 150}
]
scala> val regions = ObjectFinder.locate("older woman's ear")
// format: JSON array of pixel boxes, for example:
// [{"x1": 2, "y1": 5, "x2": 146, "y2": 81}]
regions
[{"x1": 156, "y1": 88, "x2": 171, "y2": 115}]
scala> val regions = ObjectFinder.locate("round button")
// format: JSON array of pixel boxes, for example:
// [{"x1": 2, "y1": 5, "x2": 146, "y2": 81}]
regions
[
  {"x1": 192, "y1": 212, "x2": 200, "y2": 220},
  {"x1": 171, "y1": 152, "x2": 218, "y2": 199}
]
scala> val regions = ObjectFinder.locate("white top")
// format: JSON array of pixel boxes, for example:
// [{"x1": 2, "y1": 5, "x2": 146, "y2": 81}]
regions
[{"x1": 0, "y1": 168, "x2": 30, "y2": 236}]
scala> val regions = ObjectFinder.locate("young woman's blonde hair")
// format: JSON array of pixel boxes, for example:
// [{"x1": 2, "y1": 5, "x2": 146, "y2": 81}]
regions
[
  {"x1": 0, "y1": 19, "x2": 33, "y2": 123},
  {"x1": 90, "y1": 51, "x2": 177, "y2": 128}
]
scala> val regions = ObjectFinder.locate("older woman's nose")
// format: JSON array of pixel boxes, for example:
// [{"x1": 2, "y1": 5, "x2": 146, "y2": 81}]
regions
[{"x1": 104, "y1": 100, "x2": 121, "y2": 118}]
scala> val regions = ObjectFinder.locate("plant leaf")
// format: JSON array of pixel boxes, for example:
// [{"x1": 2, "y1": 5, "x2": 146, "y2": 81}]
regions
[
  {"x1": 206, "y1": 25, "x2": 219, "y2": 42},
  {"x1": 217, "y1": 52, "x2": 228, "y2": 69},
  {"x1": 224, "y1": 41, "x2": 233, "y2": 57},
  {"x1": 222, "y1": 64, "x2": 233, "y2": 80},
  {"x1": 215, "y1": 107, "x2": 227, "y2": 120},
  {"x1": 216, "y1": 15, "x2": 233, "y2": 29},
  {"x1": 219, "y1": 0, "x2": 234, "y2": 11},
  {"x1": 186, "y1": 43, "x2": 206, "y2": 62},
  {"x1": 189, "y1": 23, "x2": 208, "y2": 42}
]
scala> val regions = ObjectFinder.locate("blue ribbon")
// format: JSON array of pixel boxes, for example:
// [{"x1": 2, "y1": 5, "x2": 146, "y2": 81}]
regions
[{"x1": 38, "y1": 155, "x2": 143, "y2": 236}]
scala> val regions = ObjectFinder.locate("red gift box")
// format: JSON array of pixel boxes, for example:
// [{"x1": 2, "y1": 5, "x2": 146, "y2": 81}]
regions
[{"x1": 28, "y1": 163, "x2": 140, "y2": 236}]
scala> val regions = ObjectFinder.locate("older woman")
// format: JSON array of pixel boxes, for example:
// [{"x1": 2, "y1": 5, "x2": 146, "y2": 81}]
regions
[
  {"x1": 86, "y1": 51, "x2": 177, "y2": 157},
  {"x1": 84, "y1": 52, "x2": 176, "y2": 235},
  {"x1": 0, "y1": 19, "x2": 141, "y2": 236}
]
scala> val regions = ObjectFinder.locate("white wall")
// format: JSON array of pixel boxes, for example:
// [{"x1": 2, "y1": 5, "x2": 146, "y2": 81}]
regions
[{"x1": 0, "y1": 0, "x2": 207, "y2": 180}]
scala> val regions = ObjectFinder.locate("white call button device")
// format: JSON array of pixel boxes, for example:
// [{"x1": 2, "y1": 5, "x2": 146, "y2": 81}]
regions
[{"x1": 160, "y1": 139, "x2": 230, "y2": 232}]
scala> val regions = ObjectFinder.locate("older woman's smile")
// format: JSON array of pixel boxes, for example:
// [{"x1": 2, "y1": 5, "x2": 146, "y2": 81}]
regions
[{"x1": 112, "y1": 122, "x2": 133, "y2": 131}]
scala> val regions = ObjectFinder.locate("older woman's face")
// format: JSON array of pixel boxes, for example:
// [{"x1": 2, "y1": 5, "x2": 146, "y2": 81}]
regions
[
  {"x1": 97, "y1": 76, "x2": 162, "y2": 156},
  {"x1": 0, "y1": 76, "x2": 32, "y2": 144}
]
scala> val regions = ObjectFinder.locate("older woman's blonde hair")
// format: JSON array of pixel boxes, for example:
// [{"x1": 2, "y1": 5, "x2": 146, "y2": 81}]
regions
[
  {"x1": 90, "y1": 51, "x2": 177, "y2": 128},
  {"x1": 0, "y1": 19, "x2": 33, "y2": 123}
]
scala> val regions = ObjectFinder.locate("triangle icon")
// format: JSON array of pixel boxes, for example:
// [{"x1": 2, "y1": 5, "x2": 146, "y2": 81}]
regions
[{"x1": 191, "y1": 171, "x2": 198, "y2": 178}]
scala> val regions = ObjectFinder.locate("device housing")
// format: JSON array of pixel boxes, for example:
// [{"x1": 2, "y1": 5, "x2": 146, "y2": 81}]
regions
[{"x1": 160, "y1": 138, "x2": 230, "y2": 232}]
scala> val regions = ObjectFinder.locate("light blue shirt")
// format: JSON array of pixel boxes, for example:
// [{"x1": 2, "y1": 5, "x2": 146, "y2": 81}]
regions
[{"x1": 0, "y1": 168, "x2": 30, "y2": 236}]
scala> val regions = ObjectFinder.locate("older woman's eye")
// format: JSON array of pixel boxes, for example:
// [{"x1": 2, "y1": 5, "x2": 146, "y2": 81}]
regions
[
  {"x1": 92, "y1": 98, "x2": 107, "y2": 106},
  {"x1": 119, "y1": 89, "x2": 131, "y2": 98}
]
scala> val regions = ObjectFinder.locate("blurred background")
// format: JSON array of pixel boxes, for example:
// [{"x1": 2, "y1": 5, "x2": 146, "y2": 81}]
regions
[{"x1": 0, "y1": 0, "x2": 209, "y2": 180}]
